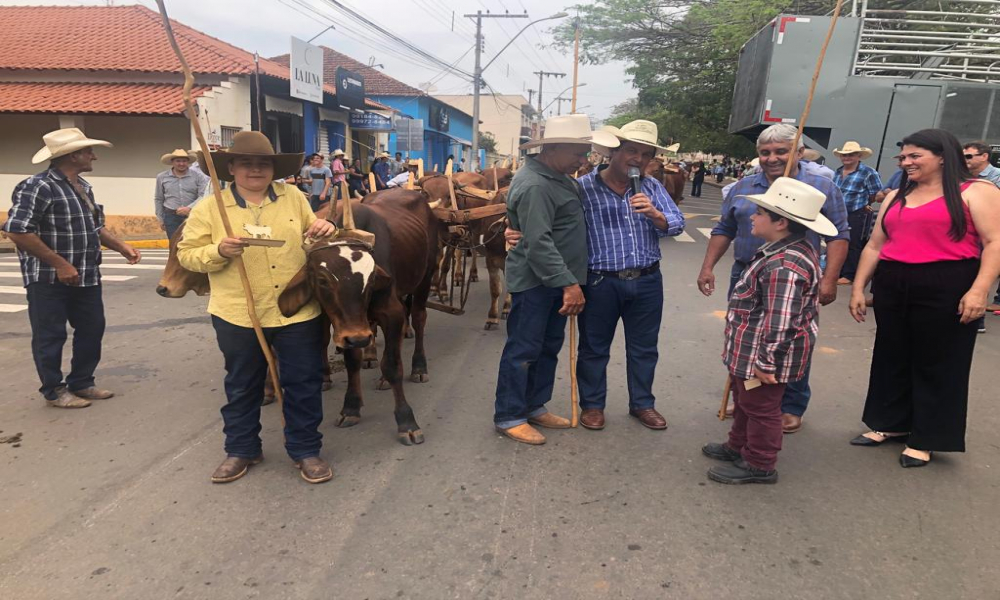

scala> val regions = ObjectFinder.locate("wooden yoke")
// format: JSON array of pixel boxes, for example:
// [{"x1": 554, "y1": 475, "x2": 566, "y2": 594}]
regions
[
  {"x1": 417, "y1": 158, "x2": 425, "y2": 181},
  {"x1": 154, "y1": 0, "x2": 284, "y2": 410},
  {"x1": 368, "y1": 172, "x2": 377, "y2": 193},
  {"x1": 445, "y1": 159, "x2": 459, "y2": 210},
  {"x1": 337, "y1": 180, "x2": 375, "y2": 245}
]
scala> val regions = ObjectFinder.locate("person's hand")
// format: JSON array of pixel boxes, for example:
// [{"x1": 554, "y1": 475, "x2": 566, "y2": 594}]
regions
[
  {"x1": 305, "y1": 219, "x2": 337, "y2": 240},
  {"x1": 849, "y1": 289, "x2": 867, "y2": 323},
  {"x1": 120, "y1": 244, "x2": 141, "y2": 264},
  {"x1": 818, "y1": 278, "x2": 837, "y2": 306},
  {"x1": 175, "y1": 206, "x2": 192, "y2": 217},
  {"x1": 629, "y1": 193, "x2": 660, "y2": 219},
  {"x1": 752, "y1": 367, "x2": 778, "y2": 385},
  {"x1": 697, "y1": 267, "x2": 715, "y2": 296},
  {"x1": 559, "y1": 284, "x2": 585, "y2": 316},
  {"x1": 958, "y1": 287, "x2": 987, "y2": 324},
  {"x1": 319, "y1": 192, "x2": 327, "y2": 202},
  {"x1": 56, "y1": 263, "x2": 80, "y2": 286},
  {"x1": 505, "y1": 227, "x2": 522, "y2": 248},
  {"x1": 218, "y1": 237, "x2": 248, "y2": 258},
  {"x1": 159, "y1": 221, "x2": 166, "y2": 231}
]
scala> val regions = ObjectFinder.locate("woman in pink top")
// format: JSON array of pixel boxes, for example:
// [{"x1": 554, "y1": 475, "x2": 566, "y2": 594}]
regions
[{"x1": 847, "y1": 129, "x2": 1000, "y2": 468}]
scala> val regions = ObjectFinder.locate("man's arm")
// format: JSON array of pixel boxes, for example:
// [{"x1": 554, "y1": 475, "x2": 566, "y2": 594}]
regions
[
  {"x1": 865, "y1": 168, "x2": 883, "y2": 205},
  {"x1": 645, "y1": 182, "x2": 685, "y2": 236},
  {"x1": 819, "y1": 183, "x2": 851, "y2": 303},
  {"x1": 98, "y1": 229, "x2": 140, "y2": 264},
  {"x1": 5, "y1": 232, "x2": 80, "y2": 285}
]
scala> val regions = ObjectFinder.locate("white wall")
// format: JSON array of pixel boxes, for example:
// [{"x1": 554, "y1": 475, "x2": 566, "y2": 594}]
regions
[{"x1": 193, "y1": 77, "x2": 253, "y2": 148}]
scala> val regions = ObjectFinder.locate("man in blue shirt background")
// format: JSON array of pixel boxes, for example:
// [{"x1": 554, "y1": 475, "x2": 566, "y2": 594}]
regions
[
  {"x1": 832, "y1": 141, "x2": 883, "y2": 284},
  {"x1": 697, "y1": 123, "x2": 850, "y2": 433}
]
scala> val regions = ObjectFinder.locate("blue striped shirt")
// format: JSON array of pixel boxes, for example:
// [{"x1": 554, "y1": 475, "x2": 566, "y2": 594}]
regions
[
  {"x1": 577, "y1": 167, "x2": 685, "y2": 271},
  {"x1": 834, "y1": 163, "x2": 883, "y2": 212},
  {"x1": 712, "y1": 162, "x2": 850, "y2": 264}
]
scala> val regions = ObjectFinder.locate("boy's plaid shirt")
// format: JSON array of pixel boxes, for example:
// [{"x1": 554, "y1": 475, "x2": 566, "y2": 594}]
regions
[{"x1": 723, "y1": 234, "x2": 820, "y2": 382}]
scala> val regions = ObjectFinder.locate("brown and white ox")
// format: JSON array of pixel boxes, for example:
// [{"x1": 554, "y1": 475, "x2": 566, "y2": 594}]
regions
[
  {"x1": 277, "y1": 189, "x2": 438, "y2": 445},
  {"x1": 644, "y1": 158, "x2": 687, "y2": 205}
]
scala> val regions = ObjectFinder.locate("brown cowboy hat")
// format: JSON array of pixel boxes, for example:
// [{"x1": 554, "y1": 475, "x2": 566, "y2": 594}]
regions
[{"x1": 201, "y1": 131, "x2": 303, "y2": 182}]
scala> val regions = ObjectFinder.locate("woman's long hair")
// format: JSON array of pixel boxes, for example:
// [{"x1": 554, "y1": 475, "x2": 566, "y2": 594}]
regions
[{"x1": 883, "y1": 128, "x2": 973, "y2": 241}]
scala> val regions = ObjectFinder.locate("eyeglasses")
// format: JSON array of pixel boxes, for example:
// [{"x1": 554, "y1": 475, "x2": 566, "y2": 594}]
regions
[{"x1": 964, "y1": 153, "x2": 985, "y2": 160}]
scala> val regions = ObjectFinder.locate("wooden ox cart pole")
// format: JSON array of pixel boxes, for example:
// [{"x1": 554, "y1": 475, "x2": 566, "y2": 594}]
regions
[
  {"x1": 154, "y1": 0, "x2": 284, "y2": 409},
  {"x1": 717, "y1": 0, "x2": 845, "y2": 421}
]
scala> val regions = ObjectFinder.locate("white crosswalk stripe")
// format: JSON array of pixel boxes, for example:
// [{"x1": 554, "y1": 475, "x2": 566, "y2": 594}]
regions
[
  {"x1": 0, "y1": 273, "x2": 137, "y2": 282},
  {"x1": 674, "y1": 231, "x2": 696, "y2": 243},
  {"x1": 697, "y1": 228, "x2": 715, "y2": 239}
]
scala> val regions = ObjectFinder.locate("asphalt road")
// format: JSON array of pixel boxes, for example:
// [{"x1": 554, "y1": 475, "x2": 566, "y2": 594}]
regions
[{"x1": 1, "y1": 182, "x2": 998, "y2": 600}]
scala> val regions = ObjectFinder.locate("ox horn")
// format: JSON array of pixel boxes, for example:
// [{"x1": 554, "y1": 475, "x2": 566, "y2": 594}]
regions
[{"x1": 427, "y1": 199, "x2": 443, "y2": 210}]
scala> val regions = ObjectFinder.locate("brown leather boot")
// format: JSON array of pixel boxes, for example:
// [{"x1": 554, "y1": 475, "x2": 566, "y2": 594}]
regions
[
  {"x1": 580, "y1": 409, "x2": 605, "y2": 430},
  {"x1": 296, "y1": 456, "x2": 333, "y2": 484},
  {"x1": 71, "y1": 387, "x2": 115, "y2": 400},
  {"x1": 48, "y1": 387, "x2": 90, "y2": 409},
  {"x1": 629, "y1": 408, "x2": 668, "y2": 430},
  {"x1": 496, "y1": 423, "x2": 546, "y2": 445},
  {"x1": 211, "y1": 455, "x2": 263, "y2": 483},
  {"x1": 528, "y1": 412, "x2": 571, "y2": 429}
]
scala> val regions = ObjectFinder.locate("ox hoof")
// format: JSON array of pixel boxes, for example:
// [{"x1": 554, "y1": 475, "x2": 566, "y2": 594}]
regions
[
  {"x1": 404, "y1": 329, "x2": 414, "y2": 339},
  {"x1": 469, "y1": 274, "x2": 479, "y2": 283},
  {"x1": 361, "y1": 359, "x2": 378, "y2": 370},
  {"x1": 336, "y1": 414, "x2": 361, "y2": 428},
  {"x1": 321, "y1": 381, "x2": 333, "y2": 392},
  {"x1": 398, "y1": 429, "x2": 425, "y2": 446},
  {"x1": 376, "y1": 378, "x2": 392, "y2": 391},
  {"x1": 438, "y1": 293, "x2": 450, "y2": 303},
  {"x1": 501, "y1": 311, "x2": 510, "y2": 321},
  {"x1": 484, "y1": 320, "x2": 499, "y2": 331},
  {"x1": 453, "y1": 280, "x2": 464, "y2": 288},
  {"x1": 410, "y1": 372, "x2": 429, "y2": 384}
]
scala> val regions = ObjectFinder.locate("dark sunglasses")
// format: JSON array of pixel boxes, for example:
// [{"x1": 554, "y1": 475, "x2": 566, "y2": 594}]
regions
[{"x1": 964, "y1": 153, "x2": 985, "y2": 160}]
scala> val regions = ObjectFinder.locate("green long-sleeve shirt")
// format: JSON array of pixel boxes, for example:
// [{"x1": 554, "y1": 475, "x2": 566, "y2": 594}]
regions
[{"x1": 505, "y1": 156, "x2": 588, "y2": 293}]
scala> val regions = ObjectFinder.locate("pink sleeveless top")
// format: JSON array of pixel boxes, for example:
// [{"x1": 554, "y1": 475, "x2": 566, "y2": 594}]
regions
[{"x1": 879, "y1": 181, "x2": 981, "y2": 264}]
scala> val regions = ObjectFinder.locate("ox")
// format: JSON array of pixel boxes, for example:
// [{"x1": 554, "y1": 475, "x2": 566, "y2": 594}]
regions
[
  {"x1": 481, "y1": 167, "x2": 513, "y2": 190},
  {"x1": 278, "y1": 189, "x2": 438, "y2": 445},
  {"x1": 644, "y1": 158, "x2": 686, "y2": 205}
]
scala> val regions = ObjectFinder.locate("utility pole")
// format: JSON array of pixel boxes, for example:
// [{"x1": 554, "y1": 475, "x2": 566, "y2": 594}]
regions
[
  {"x1": 526, "y1": 89, "x2": 537, "y2": 107},
  {"x1": 534, "y1": 70, "x2": 566, "y2": 114},
  {"x1": 571, "y1": 19, "x2": 581, "y2": 112},
  {"x1": 554, "y1": 96, "x2": 571, "y2": 115},
  {"x1": 466, "y1": 10, "x2": 529, "y2": 171}
]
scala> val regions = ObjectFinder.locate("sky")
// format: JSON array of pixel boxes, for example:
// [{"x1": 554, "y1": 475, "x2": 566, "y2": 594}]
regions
[{"x1": 5, "y1": 0, "x2": 635, "y2": 122}]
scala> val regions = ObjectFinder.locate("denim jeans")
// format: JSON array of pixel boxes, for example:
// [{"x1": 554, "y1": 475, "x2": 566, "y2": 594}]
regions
[
  {"x1": 727, "y1": 261, "x2": 812, "y2": 416},
  {"x1": 577, "y1": 269, "x2": 663, "y2": 411},
  {"x1": 212, "y1": 316, "x2": 326, "y2": 461},
  {"x1": 691, "y1": 180, "x2": 703, "y2": 197},
  {"x1": 840, "y1": 208, "x2": 873, "y2": 281},
  {"x1": 163, "y1": 210, "x2": 187, "y2": 241},
  {"x1": 494, "y1": 286, "x2": 567, "y2": 429},
  {"x1": 26, "y1": 282, "x2": 105, "y2": 400}
]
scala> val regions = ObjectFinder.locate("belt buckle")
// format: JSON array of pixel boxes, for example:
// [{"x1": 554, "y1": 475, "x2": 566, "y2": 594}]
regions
[{"x1": 622, "y1": 268, "x2": 640, "y2": 281}]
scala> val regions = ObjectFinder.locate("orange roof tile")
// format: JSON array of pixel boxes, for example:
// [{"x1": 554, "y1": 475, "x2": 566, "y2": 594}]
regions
[{"x1": 0, "y1": 82, "x2": 209, "y2": 115}]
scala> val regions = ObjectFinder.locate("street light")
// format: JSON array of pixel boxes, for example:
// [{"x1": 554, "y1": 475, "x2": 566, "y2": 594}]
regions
[
  {"x1": 542, "y1": 83, "x2": 586, "y2": 113},
  {"x1": 469, "y1": 11, "x2": 568, "y2": 170}
]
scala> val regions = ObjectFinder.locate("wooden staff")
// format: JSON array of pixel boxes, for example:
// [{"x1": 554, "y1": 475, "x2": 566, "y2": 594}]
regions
[
  {"x1": 718, "y1": 376, "x2": 731, "y2": 421},
  {"x1": 570, "y1": 317, "x2": 579, "y2": 428},
  {"x1": 155, "y1": 0, "x2": 283, "y2": 408}
]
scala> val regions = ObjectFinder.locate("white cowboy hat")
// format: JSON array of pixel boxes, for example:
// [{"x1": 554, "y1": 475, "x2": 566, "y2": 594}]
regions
[
  {"x1": 332, "y1": 149, "x2": 345, "y2": 157},
  {"x1": 519, "y1": 114, "x2": 620, "y2": 150},
  {"x1": 664, "y1": 142, "x2": 681, "y2": 153},
  {"x1": 160, "y1": 148, "x2": 196, "y2": 165},
  {"x1": 740, "y1": 177, "x2": 837, "y2": 236},
  {"x1": 833, "y1": 141, "x2": 873, "y2": 159},
  {"x1": 32, "y1": 128, "x2": 113, "y2": 164},
  {"x1": 608, "y1": 119, "x2": 670, "y2": 151},
  {"x1": 802, "y1": 148, "x2": 822, "y2": 162},
  {"x1": 750, "y1": 157, "x2": 760, "y2": 168}
]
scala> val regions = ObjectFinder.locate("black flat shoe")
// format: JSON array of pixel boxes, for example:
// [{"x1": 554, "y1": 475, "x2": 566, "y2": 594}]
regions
[
  {"x1": 900, "y1": 452, "x2": 931, "y2": 468},
  {"x1": 850, "y1": 433, "x2": 908, "y2": 447}
]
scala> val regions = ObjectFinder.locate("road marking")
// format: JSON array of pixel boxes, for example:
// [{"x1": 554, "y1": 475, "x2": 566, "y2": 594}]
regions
[
  {"x1": 102, "y1": 256, "x2": 167, "y2": 262},
  {"x1": 96, "y1": 264, "x2": 164, "y2": 270},
  {"x1": 0, "y1": 304, "x2": 27, "y2": 313},
  {"x1": 0, "y1": 272, "x2": 137, "y2": 282},
  {"x1": 0, "y1": 285, "x2": 26, "y2": 294},
  {"x1": 697, "y1": 228, "x2": 715, "y2": 239},
  {"x1": 674, "y1": 231, "x2": 696, "y2": 243}
]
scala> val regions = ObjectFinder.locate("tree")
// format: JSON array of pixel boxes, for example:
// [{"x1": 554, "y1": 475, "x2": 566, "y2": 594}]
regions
[{"x1": 479, "y1": 131, "x2": 498, "y2": 154}]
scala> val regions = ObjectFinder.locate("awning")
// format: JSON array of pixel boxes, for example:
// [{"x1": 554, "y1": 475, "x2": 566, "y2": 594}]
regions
[
  {"x1": 0, "y1": 82, "x2": 209, "y2": 115},
  {"x1": 265, "y1": 94, "x2": 303, "y2": 117},
  {"x1": 442, "y1": 132, "x2": 472, "y2": 146}
]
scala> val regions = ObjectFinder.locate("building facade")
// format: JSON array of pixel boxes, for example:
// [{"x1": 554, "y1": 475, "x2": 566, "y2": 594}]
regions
[{"x1": 435, "y1": 94, "x2": 534, "y2": 162}]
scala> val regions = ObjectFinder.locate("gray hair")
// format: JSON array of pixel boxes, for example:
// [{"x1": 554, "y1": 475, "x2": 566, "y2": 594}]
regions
[{"x1": 756, "y1": 123, "x2": 805, "y2": 149}]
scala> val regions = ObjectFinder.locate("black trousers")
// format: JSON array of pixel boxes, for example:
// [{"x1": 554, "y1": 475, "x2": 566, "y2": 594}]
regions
[
  {"x1": 840, "y1": 208, "x2": 874, "y2": 281},
  {"x1": 863, "y1": 259, "x2": 979, "y2": 451},
  {"x1": 26, "y1": 282, "x2": 105, "y2": 400}
]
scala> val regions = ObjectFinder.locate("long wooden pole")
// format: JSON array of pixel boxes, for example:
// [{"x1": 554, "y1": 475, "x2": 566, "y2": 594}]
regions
[
  {"x1": 155, "y1": 0, "x2": 283, "y2": 409},
  {"x1": 571, "y1": 20, "x2": 581, "y2": 113}
]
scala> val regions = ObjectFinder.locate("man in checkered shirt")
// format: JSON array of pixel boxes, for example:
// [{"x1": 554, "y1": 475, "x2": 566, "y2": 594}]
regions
[{"x1": 3, "y1": 128, "x2": 141, "y2": 408}]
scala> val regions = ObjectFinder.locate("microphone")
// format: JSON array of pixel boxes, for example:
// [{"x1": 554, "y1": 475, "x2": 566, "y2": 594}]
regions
[{"x1": 628, "y1": 166, "x2": 642, "y2": 195}]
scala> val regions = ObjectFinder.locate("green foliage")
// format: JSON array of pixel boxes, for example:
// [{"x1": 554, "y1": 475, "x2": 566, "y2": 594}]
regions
[{"x1": 479, "y1": 131, "x2": 498, "y2": 154}]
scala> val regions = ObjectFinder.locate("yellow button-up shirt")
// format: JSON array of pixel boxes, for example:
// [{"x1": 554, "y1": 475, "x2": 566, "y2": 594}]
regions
[{"x1": 177, "y1": 181, "x2": 320, "y2": 328}]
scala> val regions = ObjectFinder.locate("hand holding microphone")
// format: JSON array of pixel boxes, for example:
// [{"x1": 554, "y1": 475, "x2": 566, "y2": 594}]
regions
[{"x1": 627, "y1": 166, "x2": 658, "y2": 218}]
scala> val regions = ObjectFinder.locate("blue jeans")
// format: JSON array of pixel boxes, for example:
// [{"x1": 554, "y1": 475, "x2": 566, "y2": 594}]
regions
[
  {"x1": 163, "y1": 210, "x2": 187, "y2": 241},
  {"x1": 212, "y1": 316, "x2": 326, "y2": 461},
  {"x1": 728, "y1": 261, "x2": 812, "y2": 416},
  {"x1": 26, "y1": 282, "x2": 105, "y2": 400},
  {"x1": 577, "y1": 270, "x2": 663, "y2": 411},
  {"x1": 494, "y1": 286, "x2": 567, "y2": 429}
]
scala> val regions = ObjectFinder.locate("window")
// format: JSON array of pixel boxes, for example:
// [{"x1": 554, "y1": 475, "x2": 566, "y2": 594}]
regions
[{"x1": 221, "y1": 126, "x2": 242, "y2": 148}]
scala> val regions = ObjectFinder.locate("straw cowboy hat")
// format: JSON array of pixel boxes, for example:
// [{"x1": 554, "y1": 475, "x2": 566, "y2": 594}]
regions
[
  {"x1": 160, "y1": 148, "x2": 197, "y2": 165},
  {"x1": 32, "y1": 128, "x2": 113, "y2": 164},
  {"x1": 331, "y1": 149, "x2": 346, "y2": 157},
  {"x1": 519, "y1": 114, "x2": 620, "y2": 150},
  {"x1": 201, "y1": 131, "x2": 303, "y2": 182},
  {"x1": 608, "y1": 119, "x2": 670, "y2": 151},
  {"x1": 802, "y1": 148, "x2": 823, "y2": 162},
  {"x1": 378, "y1": 152, "x2": 390, "y2": 159},
  {"x1": 740, "y1": 177, "x2": 837, "y2": 236},
  {"x1": 833, "y1": 141, "x2": 873, "y2": 159}
]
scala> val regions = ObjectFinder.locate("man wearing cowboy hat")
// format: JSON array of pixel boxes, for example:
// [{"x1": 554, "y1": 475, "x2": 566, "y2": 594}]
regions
[
  {"x1": 832, "y1": 140, "x2": 883, "y2": 285},
  {"x1": 574, "y1": 120, "x2": 686, "y2": 431},
  {"x1": 493, "y1": 114, "x2": 620, "y2": 445},
  {"x1": 703, "y1": 177, "x2": 831, "y2": 484},
  {"x1": 154, "y1": 148, "x2": 210, "y2": 240},
  {"x1": 371, "y1": 152, "x2": 391, "y2": 190},
  {"x1": 386, "y1": 160, "x2": 421, "y2": 188},
  {"x1": 3, "y1": 128, "x2": 141, "y2": 408},
  {"x1": 698, "y1": 123, "x2": 849, "y2": 433},
  {"x1": 178, "y1": 131, "x2": 337, "y2": 484}
]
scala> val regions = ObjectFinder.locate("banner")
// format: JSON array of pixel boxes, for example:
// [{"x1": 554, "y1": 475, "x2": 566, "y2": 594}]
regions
[
  {"x1": 396, "y1": 118, "x2": 424, "y2": 152},
  {"x1": 350, "y1": 112, "x2": 393, "y2": 131},
  {"x1": 336, "y1": 67, "x2": 365, "y2": 112},
  {"x1": 290, "y1": 37, "x2": 323, "y2": 103}
]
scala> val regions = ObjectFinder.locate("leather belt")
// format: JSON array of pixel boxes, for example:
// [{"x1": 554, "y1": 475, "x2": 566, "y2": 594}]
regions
[{"x1": 591, "y1": 262, "x2": 659, "y2": 281}]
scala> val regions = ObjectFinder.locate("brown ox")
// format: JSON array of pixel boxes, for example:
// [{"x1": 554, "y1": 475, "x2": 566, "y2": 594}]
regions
[
  {"x1": 278, "y1": 189, "x2": 438, "y2": 445},
  {"x1": 481, "y1": 167, "x2": 513, "y2": 190},
  {"x1": 644, "y1": 158, "x2": 686, "y2": 205}
]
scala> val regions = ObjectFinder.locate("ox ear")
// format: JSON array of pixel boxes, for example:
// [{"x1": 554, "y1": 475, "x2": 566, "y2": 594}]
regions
[
  {"x1": 278, "y1": 266, "x2": 313, "y2": 317},
  {"x1": 370, "y1": 265, "x2": 392, "y2": 292}
]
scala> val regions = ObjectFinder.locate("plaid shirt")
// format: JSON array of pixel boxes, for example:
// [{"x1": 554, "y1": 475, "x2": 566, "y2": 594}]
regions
[
  {"x1": 834, "y1": 163, "x2": 883, "y2": 212},
  {"x1": 712, "y1": 162, "x2": 850, "y2": 264},
  {"x1": 3, "y1": 168, "x2": 104, "y2": 287},
  {"x1": 723, "y1": 234, "x2": 819, "y2": 382},
  {"x1": 577, "y1": 167, "x2": 685, "y2": 271}
]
